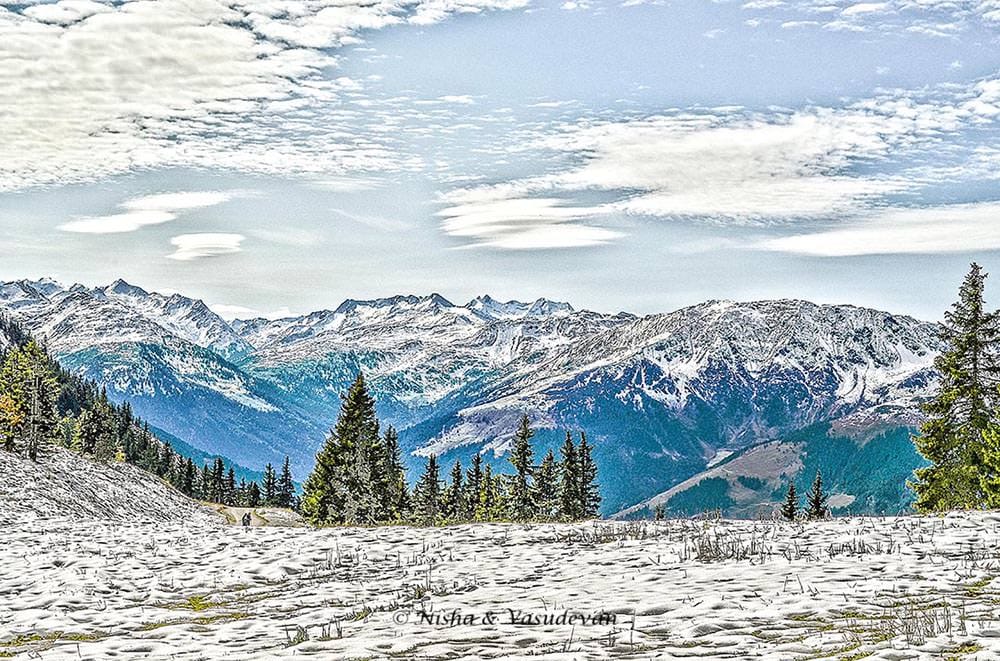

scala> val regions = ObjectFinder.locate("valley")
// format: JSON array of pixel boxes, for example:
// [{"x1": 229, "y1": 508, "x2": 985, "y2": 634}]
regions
[{"x1": 0, "y1": 278, "x2": 943, "y2": 516}]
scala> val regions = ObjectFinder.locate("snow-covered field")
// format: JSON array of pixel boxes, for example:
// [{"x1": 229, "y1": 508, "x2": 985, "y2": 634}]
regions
[{"x1": 4, "y1": 512, "x2": 1000, "y2": 660}]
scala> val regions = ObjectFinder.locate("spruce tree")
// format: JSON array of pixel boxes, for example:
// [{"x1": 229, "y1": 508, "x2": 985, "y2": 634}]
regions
[
  {"x1": 465, "y1": 453, "x2": 484, "y2": 521},
  {"x1": 247, "y1": 481, "x2": 262, "y2": 507},
  {"x1": 577, "y1": 433, "x2": 601, "y2": 518},
  {"x1": 181, "y1": 458, "x2": 196, "y2": 496},
  {"x1": 74, "y1": 403, "x2": 115, "y2": 457},
  {"x1": 199, "y1": 463, "x2": 212, "y2": 500},
  {"x1": 508, "y1": 414, "x2": 536, "y2": 521},
  {"x1": 780, "y1": 482, "x2": 798, "y2": 521},
  {"x1": 300, "y1": 373, "x2": 380, "y2": 525},
  {"x1": 262, "y1": 463, "x2": 277, "y2": 506},
  {"x1": 382, "y1": 427, "x2": 410, "y2": 520},
  {"x1": 806, "y1": 471, "x2": 827, "y2": 519},
  {"x1": 211, "y1": 458, "x2": 226, "y2": 503},
  {"x1": 225, "y1": 467, "x2": 237, "y2": 505},
  {"x1": 912, "y1": 263, "x2": 1000, "y2": 511},
  {"x1": 277, "y1": 456, "x2": 295, "y2": 509},
  {"x1": 413, "y1": 454, "x2": 441, "y2": 525},
  {"x1": 533, "y1": 449, "x2": 558, "y2": 519},
  {"x1": 558, "y1": 432, "x2": 580, "y2": 520},
  {"x1": 443, "y1": 459, "x2": 464, "y2": 521},
  {"x1": 476, "y1": 464, "x2": 495, "y2": 522}
]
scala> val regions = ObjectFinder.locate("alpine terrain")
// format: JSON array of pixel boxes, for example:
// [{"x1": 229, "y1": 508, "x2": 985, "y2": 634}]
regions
[{"x1": 0, "y1": 279, "x2": 943, "y2": 515}]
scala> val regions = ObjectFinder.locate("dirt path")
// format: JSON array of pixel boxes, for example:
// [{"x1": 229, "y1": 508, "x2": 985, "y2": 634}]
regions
[
  {"x1": 209, "y1": 505, "x2": 269, "y2": 526},
  {"x1": 206, "y1": 504, "x2": 304, "y2": 527}
]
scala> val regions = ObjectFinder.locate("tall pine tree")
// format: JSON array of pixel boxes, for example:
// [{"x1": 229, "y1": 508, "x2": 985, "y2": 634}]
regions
[
  {"x1": 300, "y1": 373, "x2": 380, "y2": 525},
  {"x1": 533, "y1": 449, "x2": 558, "y2": 519},
  {"x1": 780, "y1": 482, "x2": 798, "y2": 521},
  {"x1": 577, "y1": 433, "x2": 600, "y2": 518},
  {"x1": 912, "y1": 263, "x2": 1000, "y2": 511},
  {"x1": 466, "y1": 453, "x2": 484, "y2": 521},
  {"x1": 558, "y1": 432, "x2": 580, "y2": 520},
  {"x1": 508, "y1": 414, "x2": 536, "y2": 521},
  {"x1": 262, "y1": 463, "x2": 277, "y2": 506},
  {"x1": 277, "y1": 456, "x2": 295, "y2": 509},
  {"x1": 412, "y1": 454, "x2": 441, "y2": 525},
  {"x1": 806, "y1": 471, "x2": 827, "y2": 519}
]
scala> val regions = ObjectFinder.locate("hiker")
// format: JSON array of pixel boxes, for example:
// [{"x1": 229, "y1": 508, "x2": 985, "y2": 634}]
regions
[{"x1": 242, "y1": 512, "x2": 251, "y2": 528}]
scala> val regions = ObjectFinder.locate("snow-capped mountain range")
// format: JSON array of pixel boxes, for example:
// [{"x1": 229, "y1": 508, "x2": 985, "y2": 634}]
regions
[{"x1": 0, "y1": 278, "x2": 944, "y2": 514}]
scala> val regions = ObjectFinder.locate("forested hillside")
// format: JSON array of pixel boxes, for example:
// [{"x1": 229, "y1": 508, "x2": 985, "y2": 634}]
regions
[{"x1": 0, "y1": 315, "x2": 264, "y2": 510}]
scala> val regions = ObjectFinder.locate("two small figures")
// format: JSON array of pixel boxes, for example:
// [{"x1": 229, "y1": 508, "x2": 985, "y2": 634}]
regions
[{"x1": 241, "y1": 512, "x2": 252, "y2": 528}]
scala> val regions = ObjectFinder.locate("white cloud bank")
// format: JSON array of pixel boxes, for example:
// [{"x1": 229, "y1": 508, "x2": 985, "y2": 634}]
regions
[
  {"x1": 439, "y1": 75, "x2": 1000, "y2": 250},
  {"x1": 0, "y1": 0, "x2": 528, "y2": 191},
  {"x1": 167, "y1": 233, "x2": 246, "y2": 261},
  {"x1": 759, "y1": 202, "x2": 1000, "y2": 256},
  {"x1": 59, "y1": 191, "x2": 238, "y2": 234}
]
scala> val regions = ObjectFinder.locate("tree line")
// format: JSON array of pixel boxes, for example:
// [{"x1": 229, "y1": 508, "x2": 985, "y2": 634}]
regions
[
  {"x1": 0, "y1": 315, "x2": 282, "y2": 509},
  {"x1": 300, "y1": 372, "x2": 601, "y2": 526}
]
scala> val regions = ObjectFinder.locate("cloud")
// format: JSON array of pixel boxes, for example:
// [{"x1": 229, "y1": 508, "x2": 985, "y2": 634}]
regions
[
  {"x1": 742, "y1": 0, "x2": 1000, "y2": 34},
  {"x1": 437, "y1": 75, "x2": 1000, "y2": 249},
  {"x1": 59, "y1": 191, "x2": 238, "y2": 234},
  {"x1": 167, "y1": 233, "x2": 246, "y2": 261},
  {"x1": 757, "y1": 202, "x2": 1000, "y2": 256},
  {"x1": 841, "y1": 3, "x2": 889, "y2": 17},
  {"x1": 0, "y1": 0, "x2": 527, "y2": 191},
  {"x1": 437, "y1": 196, "x2": 621, "y2": 248}
]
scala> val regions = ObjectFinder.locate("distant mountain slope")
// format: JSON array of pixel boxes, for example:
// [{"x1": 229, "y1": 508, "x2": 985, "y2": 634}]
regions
[
  {"x1": 614, "y1": 423, "x2": 927, "y2": 519},
  {"x1": 0, "y1": 445, "x2": 221, "y2": 524},
  {"x1": 0, "y1": 279, "x2": 943, "y2": 515}
]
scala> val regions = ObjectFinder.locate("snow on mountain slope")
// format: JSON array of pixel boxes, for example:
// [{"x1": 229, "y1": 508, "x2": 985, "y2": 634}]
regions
[
  {"x1": 96, "y1": 279, "x2": 252, "y2": 359},
  {"x1": 0, "y1": 278, "x2": 945, "y2": 514},
  {"x1": 0, "y1": 445, "x2": 220, "y2": 525},
  {"x1": 0, "y1": 279, "x2": 249, "y2": 358}
]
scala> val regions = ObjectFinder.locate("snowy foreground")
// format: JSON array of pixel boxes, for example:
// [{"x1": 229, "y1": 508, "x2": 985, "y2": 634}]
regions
[{"x1": 4, "y1": 515, "x2": 1000, "y2": 660}]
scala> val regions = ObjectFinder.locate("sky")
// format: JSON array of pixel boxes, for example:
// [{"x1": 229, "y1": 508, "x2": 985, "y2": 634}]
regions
[{"x1": 1, "y1": 0, "x2": 999, "y2": 321}]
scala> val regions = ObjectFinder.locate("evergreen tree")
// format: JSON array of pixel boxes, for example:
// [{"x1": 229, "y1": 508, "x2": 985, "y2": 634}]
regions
[
  {"x1": 806, "y1": 471, "x2": 827, "y2": 519},
  {"x1": 558, "y1": 432, "x2": 580, "y2": 520},
  {"x1": 533, "y1": 449, "x2": 558, "y2": 519},
  {"x1": 247, "y1": 481, "x2": 262, "y2": 507},
  {"x1": 780, "y1": 482, "x2": 798, "y2": 521},
  {"x1": 381, "y1": 427, "x2": 410, "y2": 520},
  {"x1": 442, "y1": 459, "x2": 464, "y2": 521},
  {"x1": 508, "y1": 414, "x2": 536, "y2": 521},
  {"x1": 181, "y1": 458, "x2": 196, "y2": 495},
  {"x1": 198, "y1": 464, "x2": 212, "y2": 500},
  {"x1": 157, "y1": 441, "x2": 175, "y2": 477},
  {"x1": 277, "y1": 456, "x2": 295, "y2": 509},
  {"x1": 577, "y1": 433, "x2": 600, "y2": 518},
  {"x1": 262, "y1": 463, "x2": 277, "y2": 506},
  {"x1": 73, "y1": 402, "x2": 114, "y2": 457},
  {"x1": 475, "y1": 464, "x2": 495, "y2": 522},
  {"x1": 465, "y1": 453, "x2": 483, "y2": 521},
  {"x1": 300, "y1": 373, "x2": 380, "y2": 525},
  {"x1": 225, "y1": 467, "x2": 237, "y2": 505},
  {"x1": 913, "y1": 263, "x2": 1000, "y2": 510},
  {"x1": 211, "y1": 458, "x2": 226, "y2": 503},
  {"x1": 413, "y1": 454, "x2": 441, "y2": 525}
]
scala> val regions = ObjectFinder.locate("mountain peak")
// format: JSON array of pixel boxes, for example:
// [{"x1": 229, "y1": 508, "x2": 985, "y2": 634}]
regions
[
  {"x1": 334, "y1": 293, "x2": 456, "y2": 315},
  {"x1": 467, "y1": 295, "x2": 574, "y2": 320},
  {"x1": 105, "y1": 278, "x2": 149, "y2": 298}
]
